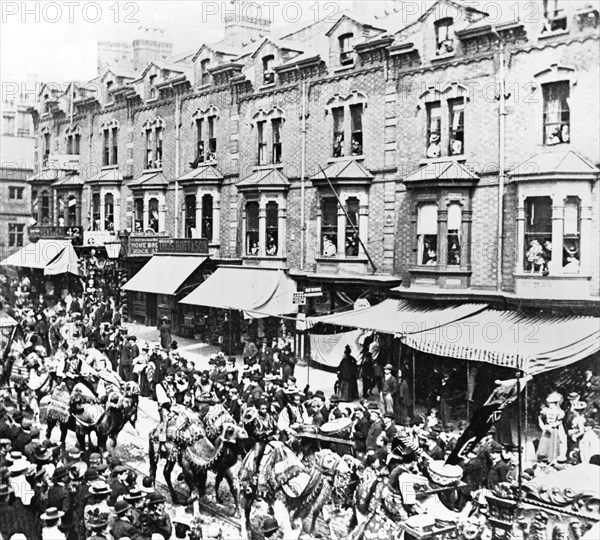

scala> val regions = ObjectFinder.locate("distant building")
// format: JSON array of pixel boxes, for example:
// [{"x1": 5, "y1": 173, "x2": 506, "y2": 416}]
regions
[{"x1": 0, "y1": 76, "x2": 36, "y2": 258}]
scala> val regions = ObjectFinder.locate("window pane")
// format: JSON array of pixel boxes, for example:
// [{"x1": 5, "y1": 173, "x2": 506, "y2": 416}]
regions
[
  {"x1": 266, "y1": 201, "x2": 278, "y2": 256},
  {"x1": 418, "y1": 203, "x2": 438, "y2": 265},
  {"x1": 435, "y1": 18, "x2": 454, "y2": 55},
  {"x1": 246, "y1": 201, "x2": 259, "y2": 255},
  {"x1": 563, "y1": 197, "x2": 580, "y2": 274},
  {"x1": 149, "y1": 198, "x2": 159, "y2": 232},
  {"x1": 524, "y1": 196, "x2": 552, "y2": 273},
  {"x1": 345, "y1": 197, "x2": 359, "y2": 256},
  {"x1": 350, "y1": 104, "x2": 363, "y2": 156},
  {"x1": 104, "y1": 193, "x2": 114, "y2": 230},
  {"x1": 426, "y1": 102, "x2": 442, "y2": 157},
  {"x1": 185, "y1": 194, "x2": 196, "y2": 238},
  {"x1": 272, "y1": 118, "x2": 282, "y2": 164},
  {"x1": 321, "y1": 198, "x2": 338, "y2": 256},
  {"x1": 449, "y1": 99, "x2": 464, "y2": 155},
  {"x1": 543, "y1": 81, "x2": 570, "y2": 145},
  {"x1": 447, "y1": 203, "x2": 462, "y2": 265},
  {"x1": 134, "y1": 198, "x2": 143, "y2": 232},
  {"x1": 332, "y1": 107, "x2": 344, "y2": 157},
  {"x1": 202, "y1": 194, "x2": 213, "y2": 241},
  {"x1": 257, "y1": 121, "x2": 267, "y2": 165}
]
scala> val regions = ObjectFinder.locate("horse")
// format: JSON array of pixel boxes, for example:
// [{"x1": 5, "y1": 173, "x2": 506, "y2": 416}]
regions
[{"x1": 237, "y1": 442, "x2": 360, "y2": 539}]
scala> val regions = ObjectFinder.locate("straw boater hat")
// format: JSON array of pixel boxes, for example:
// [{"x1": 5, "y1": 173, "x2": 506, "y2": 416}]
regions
[
  {"x1": 546, "y1": 392, "x2": 563, "y2": 404},
  {"x1": 573, "y1": 401, "x2": 587, "y2": 411},
  {"x1": 40, "y1": 507, "x2": 65, "y2": 521}
]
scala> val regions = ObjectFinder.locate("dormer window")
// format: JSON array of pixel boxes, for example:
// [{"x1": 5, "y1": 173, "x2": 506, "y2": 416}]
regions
[
  {"x1": 149, "y1": 74, "x2": 157, "y2": 99},
  {"x1": 339, "y1": 33, "x2": 354, "y2": 66},
  {"x1": 263, "y1": 55, "x2": 275, "y2": 85},
  {"x1": 200, "y1": 58, "x2": 211, "y2": 86},
  {"x1": 435, "y1": 18, "x2": 454, "y2": 56},
  {"x1": 106, "y1": 81, "x2": 114, "y2": 103},
  {"x1": 543, "y1": 0, "x2": 567, "y2": 32}
]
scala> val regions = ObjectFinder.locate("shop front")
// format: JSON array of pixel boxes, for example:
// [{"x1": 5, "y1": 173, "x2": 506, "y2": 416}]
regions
[{"x1": 122, "y1": 237, "x2": 213, "y2": 333}]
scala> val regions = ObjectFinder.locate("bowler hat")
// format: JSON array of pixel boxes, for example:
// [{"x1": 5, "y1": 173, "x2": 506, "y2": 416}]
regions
[
  {"x1": 262, "y1": 516, "x2": 280, "y2": 535},
  {"x1": 146, "y1": 491, "x2": 166, "y2": 506},
  {"x1": 114, "y1": 499, "x2": 131, "y2": 515},
  {"x1": 52, "y1": 466, "x2": 69, "y2": 482}
]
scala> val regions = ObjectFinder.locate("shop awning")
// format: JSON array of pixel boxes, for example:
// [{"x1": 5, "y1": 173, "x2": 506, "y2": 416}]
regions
[
  {"x1": 0, "y1": 239, "x2": 72, "y2": 270},
  {"x1": 307, "y1": 299, "x2": 487, "y2": 335},
  {"x1": 180, "y1": 266, "x2": 298, "y2": 318},
  {"x1": 402, "y1": 309, "x2": 600, "y2": 375},
  {"x1": 122, "y1": 255, "x2": 207, "y2": 296},
  {"x1": 44, "y1": 243, "x2": 80, "y2": 276}
]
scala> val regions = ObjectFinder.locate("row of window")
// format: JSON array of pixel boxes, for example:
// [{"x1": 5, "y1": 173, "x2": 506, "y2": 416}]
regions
[
  {"x1": 41, "y1": 80, "x2": 573, "y2": 170},
  {"x1": 183, "y1": 194, "x2": 214, "y2": 240}
]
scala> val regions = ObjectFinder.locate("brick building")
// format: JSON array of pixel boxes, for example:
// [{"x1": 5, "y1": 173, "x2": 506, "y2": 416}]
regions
[{"x1": 27, "y1": 0, "x2": 599, "y2": 336}]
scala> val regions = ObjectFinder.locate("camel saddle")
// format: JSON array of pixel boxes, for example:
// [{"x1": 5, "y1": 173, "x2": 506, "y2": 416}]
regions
[{"x1": 74, "y1": 403, "x2": 105, "y2": 428}]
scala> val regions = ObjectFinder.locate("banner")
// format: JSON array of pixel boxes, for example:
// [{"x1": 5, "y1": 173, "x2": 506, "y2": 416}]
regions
[
  {"x1": 309, "y1": 329, "x2": 365, "y2": 368},
  {"x1": 445, "y1": 376, "x2": 530, "y2": 465}
]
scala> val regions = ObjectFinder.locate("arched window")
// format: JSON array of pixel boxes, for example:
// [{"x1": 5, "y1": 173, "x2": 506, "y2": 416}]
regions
[
  {"x1": 345, "y1": 197, "x2": 359, "y2": 256},
  {"x1": 202, "y1": 194, "x2": 213, "y2": 241},
  {"x1": 104, "y1": 193, "x2": 114, "y2": 231},
  {"x1": 92, "y1": 193, "x2": 101, "y2": 231},
  {"x1": 246, "y1": 201, "x2": 259, "y2": 255},
  {"x1": 266, "y1": 201, "x2": 278, "y2": 256},
  {"x1": 148, "y1": 198, "x2": 159, "y2": 232},
  {"x1": 185, "y1": 194, "x2": 196, "y2": 238}
]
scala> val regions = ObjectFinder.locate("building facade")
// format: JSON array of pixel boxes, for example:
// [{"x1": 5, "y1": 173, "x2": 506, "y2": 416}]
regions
[{"x1": 29, "y1": 0, "x2": 599, "y2": 321}]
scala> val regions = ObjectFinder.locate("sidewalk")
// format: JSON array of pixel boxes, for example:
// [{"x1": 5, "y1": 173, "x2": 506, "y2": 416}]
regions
[{"x1": 130, "y1": 325, "x2": 340, "y2": 398}]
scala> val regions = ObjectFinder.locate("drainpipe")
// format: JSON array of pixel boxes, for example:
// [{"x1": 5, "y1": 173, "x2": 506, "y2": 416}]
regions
[
  {"x1": 494, "y1": 28, "x2": 507, "y2": 293},
  {"x1": 172, "y1": 84, "x2": 181, "y2": 237},
  {"x1": 300, "y1": 76, "x2": 307, "y2": 271}
]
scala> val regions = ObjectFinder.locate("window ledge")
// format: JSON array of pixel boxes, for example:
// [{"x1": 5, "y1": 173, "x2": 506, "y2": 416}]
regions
[
  {"x1": 315, "y1": 256, "x2": 369, "y2": 263},
  {"x1": 419, "y1": 155, "x2": 466, "y2": 165},
  {"x1": 409, "y1": 266, "x2": 472, "y2": 275},
  {"x1": 514, "y1": 272, "x2": 591, "y2": 280},
  {"x1": 253, "y1": 164, "x2": 284, "y2": 171},
  {"x1": 334, "y1": 65, "x2": 355, "y2": 74},
  {"x1": 432, "y1": 52, "x2": 456, "y2": 61},
  {"x1": 243, "y1": 255, "x2": 286, "y2": 261},
  {"x1": 327, "y1": 155, "x2": 364, "y2": 163},
  {"x1": 146, "y1": 97, "x2": 159, "y2": 103},
  {"x1": 142, "y1": 167, "x2": 163, "y2": 173},
  {"x1": 260, "y1": 83, "x2": 276, "y2": 91},
  {"x1": 538, "y1": 29, "x2": 569, "y2": 39},
  {"x1": 101, "y1": 164, "x2": 119, "y2": 170},
  {"x1": 197, "y1": 83, "x2": 211, "y2": 91}
]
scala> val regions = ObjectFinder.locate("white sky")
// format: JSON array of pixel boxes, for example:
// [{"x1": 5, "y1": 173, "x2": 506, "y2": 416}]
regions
[{"x1": 0, "y1": 0, "x2": 358, "y2": 91}]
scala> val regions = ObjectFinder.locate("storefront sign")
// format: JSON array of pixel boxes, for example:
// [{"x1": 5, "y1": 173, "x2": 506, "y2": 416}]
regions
[
  {"x1": 157, "y1": 238, "x2": 209, "y2": 255},
  {"x1": 29, "y1": 226, "x2": 83, "y2": 244},
  {"x1": 83, "y1": 231, "x2": 117, "y2": 246},
  {"x1": 292, "y1": 292, "x2": 306, "y2": 305},
  {"x1": 304, "y1": 286, "x2": 323, "y2": 298},
  {"x1": 128, "y1": 236, "x2": 161, "y2": 257},
  {"x1": 354, "y1": 298, "x2": 371, "y2": 310}
]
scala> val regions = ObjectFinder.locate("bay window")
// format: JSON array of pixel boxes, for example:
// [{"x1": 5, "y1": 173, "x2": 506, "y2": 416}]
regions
[
  {"x1": 447, "y1": 203, "x2": 462, "y2": 265},
  {"x1": 417, "y1": 203, "x2": 438, "y2": 265},
  {"x1": 185, "y1": 194, "x2": 196, "y2": 238},
  {"x1": 201, "y1": 194, "x2": 213, "y2": 241},
  {"x1": 345, "y1": 197, "x2": 359, "y2": 256},
  {"x1": 321, "y1": 197, "x2": 338, "y2": 257},
  {"x1": 266, "y1": 201, "x2": 279, "y2": 256},
  {"x1": 332, "y1": 107, "x2": 344, "y2": 157},
  {"x1": 543, "y1": 81, "x2": 570, "y2": 146},
  {"x1": 245, "y1": 201, "x2": 259, "y2": 255},
  {"x1": 134, "y1": 198, "x2": 144, "y2": 232}
]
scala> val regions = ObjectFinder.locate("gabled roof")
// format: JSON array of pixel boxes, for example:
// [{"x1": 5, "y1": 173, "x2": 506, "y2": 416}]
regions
[
  {"x1": 250, "y1": 37, "x2": 305, "y2": 59},
  {"x1": 236, "y1": 168, "x2": 290, "y2": 191},
  {"x1": 310, "y1": 160, "x2": 374, "y2": 183},
  {"x1": 192, "y1": 42, "x2": 243, "y2": 62},
  {"x1": 177, "y1": 164, "x2": 223, "y2": 183},
  {"x1": 100, "y1": 66, "x2": 137, "y2": 82},
  {"x1": 510, "y1": 150, "x2": 600, "y2": 180},
  {"x1": 138, "y1": 61, "x2": 187, "y2": 80},
  {"x1": 404, "y1": 161, "x2": 479, "y2": 183},
  {"x1": 324, "y1": 12, "x2": 388, "y2": 37},
  {"x1": 128, "y1": 171, "x2": 169, "y2": 189}
]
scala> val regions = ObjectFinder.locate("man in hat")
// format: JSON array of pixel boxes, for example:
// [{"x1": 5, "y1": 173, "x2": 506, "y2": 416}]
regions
[
  {"x1": 108, "y1": 464, "x2": 131, "y2": 506},
  {"x1": 124, "y1": 488, "x2": 146, "y2": 528},
  {"x1": 579, "y1": 418, "x2": 600, "y2": 464},
  {"x1": 84, "y1": 480, "x2": 112, "y2": 533},
  {"x1": 8, "y1": 456, "x2": 34, "y2": 506},
  {"x1": 564, "y1": 392, "x2": 581, "y2": 429},
  {"x1": 247, "y1": 399, "x2": 277, "y2": 485},
  {"x1": 486, "y1": 440, "x2": 508, "y2": 490},
  {"x1": 381, "y1": 364, "x2": 399, "y2": 419},
  {"x1": 365, "y1": 404, "x2": 384, "y2": 454},
  {"x1": 110, "y1": 499, "x2": 138, "y2": 539},
  {"x1": 242, "y1": 335, "x2": 259, "y2": 367},
  {"x1": 13, "y1": 417, "x2": 34, "y2": 453},
  {"x1": 277, "y1": 391, "x2": 310, "y2": 435},
  {"x1": 47, "y1": 466, "x2": 73, "y2": 533},
  {"x1": 41, "y1": 507, "x2": 66, "y2": 540},
  {"x1": 120, "y1": 335, "x2": 139, "y2": 382}
]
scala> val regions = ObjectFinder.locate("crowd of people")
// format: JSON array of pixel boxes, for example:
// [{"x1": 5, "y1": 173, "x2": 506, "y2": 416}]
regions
[{"x1": 0, "y1": 268, "x2": 599, "y2": 540}]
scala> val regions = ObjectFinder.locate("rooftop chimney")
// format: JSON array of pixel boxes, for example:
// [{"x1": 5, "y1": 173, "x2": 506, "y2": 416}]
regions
[{"x1": 221, "y1": 0, "x2": 271, "y2": 49}]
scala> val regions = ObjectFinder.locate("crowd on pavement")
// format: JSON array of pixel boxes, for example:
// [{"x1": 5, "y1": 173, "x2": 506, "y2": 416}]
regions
[{"x1": 0, "y1": 270, "x2": 599, "y2": 540}]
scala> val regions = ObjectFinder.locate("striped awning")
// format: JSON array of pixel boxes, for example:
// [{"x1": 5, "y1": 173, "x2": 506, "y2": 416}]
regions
[
  {"x1": 402, "y1": 309, "x2": 600, "y2": 375},
  {"x1": 306, "y1": 299, "x2": 487, "y2": 336}
]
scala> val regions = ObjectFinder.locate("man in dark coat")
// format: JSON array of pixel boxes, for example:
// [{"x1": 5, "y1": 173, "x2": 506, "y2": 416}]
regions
[
  {"x1": 381, "y1": 364, "x2": 399, "y2": 418},
  {"x1": 159, "y1": 317, "x2": 172, "y2": 350},
  {"x1": 352, "y1": 407, "x2": 371, "y2": 454},
  {"x1": 366, "y1": 406, "x2": 385, "y2": 453},
  {"x1": 46, "y1": 466, "x2": 73, "y2": 534},
  {"x1": 0, "y1": 483, "x2": 41, "y2": 540},
  {"x1": 108, "y1": 465, "x2": 130, "y2": 507},
  {"x1": 110, "y1": 500, "x2": 139, "y2": 539},
  {"x1": 119, "y1": 335, "x2": 139, "y2": 382},
  {"x1": 486, "y1": 441, "x2": 508, "y2": 490},
  {"x1": 337, "y1": 345, "x2": 359, "y2": 402}
]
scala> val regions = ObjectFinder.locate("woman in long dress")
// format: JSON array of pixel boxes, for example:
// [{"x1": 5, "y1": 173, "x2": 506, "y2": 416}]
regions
[{"x1": 537, "y1": 391, "x2": 568, "y2": 462}]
